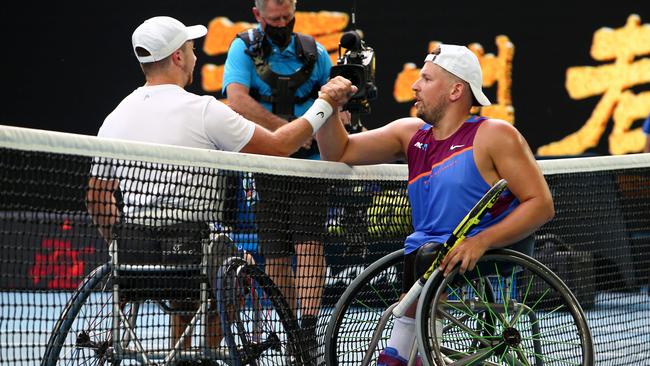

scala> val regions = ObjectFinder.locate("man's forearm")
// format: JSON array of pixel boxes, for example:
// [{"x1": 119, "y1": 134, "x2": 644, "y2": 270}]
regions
[
  {"x1": 87, "y1": 200, "x2": 118, "y2": 242},
  {"x1": 229, "y1": 94, "x2": 288, "y2": 131},
  {"x1": 86, "y1": 178, "x2": 120, "y2": 242},
  {"x1": 315, "y1": 111, "x2": 350, "y2": 162}
]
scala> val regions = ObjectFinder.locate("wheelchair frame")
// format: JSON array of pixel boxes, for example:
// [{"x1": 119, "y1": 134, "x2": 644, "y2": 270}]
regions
[
  {"x1": 41, "y1": 236, "x2": 308, "y2": 365},
  {"x1": 325, "y1": 248, "x2": 594, "y2": 366}
]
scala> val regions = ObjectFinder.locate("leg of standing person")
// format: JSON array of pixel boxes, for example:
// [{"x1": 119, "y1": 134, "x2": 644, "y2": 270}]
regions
[
  {"x1": 264, "y1": 256, "x2": 296, "y2": 312},
  {"x1": 295, "y1": 239, "x2": 325, "y2": 349},
  {"x1": 255, "y1": 174, "x2": 298, "y2": 313},
  {"x1": 292, "y1": 182, "x2": 328, "y2": 363},
  {"x1": 295, "y1": 240, "x2": 325, "y2": 317},
  {"x1": 256, "y1": 175, "x2": 327, "y2": 364}
]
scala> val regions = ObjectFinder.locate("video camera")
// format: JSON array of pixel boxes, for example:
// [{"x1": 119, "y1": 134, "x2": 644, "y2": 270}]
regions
[{"x1": 329, "y1": 30, "x2": 377, "y2": 132}]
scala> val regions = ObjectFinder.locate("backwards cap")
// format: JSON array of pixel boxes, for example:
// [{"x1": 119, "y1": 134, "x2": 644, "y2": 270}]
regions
[
  {"x1": 132, "y1": 16, "x2": 207, "y2": 63},
  {"x1": 424, "y1": 44, "x2": 491, "y2": 106}
]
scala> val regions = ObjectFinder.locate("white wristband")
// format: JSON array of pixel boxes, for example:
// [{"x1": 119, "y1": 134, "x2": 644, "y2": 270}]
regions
[{"x1": 301, "y1": 98, "x2": 334, "y2": 134}]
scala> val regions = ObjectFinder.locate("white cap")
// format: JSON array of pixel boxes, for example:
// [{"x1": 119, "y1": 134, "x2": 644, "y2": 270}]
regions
[
  {"x1": 424, "y1": 44, "x2": 491, "y2": 106},
  {"x1": 131, "y1": 16, "x2": 207, "y2": 63}
]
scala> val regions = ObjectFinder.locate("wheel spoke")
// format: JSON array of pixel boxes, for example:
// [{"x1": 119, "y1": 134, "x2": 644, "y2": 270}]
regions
[{"x1": 418, "y1": 251, "x2": 592, "y2": 366}]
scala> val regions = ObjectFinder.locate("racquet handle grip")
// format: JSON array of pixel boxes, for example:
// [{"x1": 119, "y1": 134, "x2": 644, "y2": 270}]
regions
[{"x1": 392, "y1": 281, "x2": 423, "y2": 317}]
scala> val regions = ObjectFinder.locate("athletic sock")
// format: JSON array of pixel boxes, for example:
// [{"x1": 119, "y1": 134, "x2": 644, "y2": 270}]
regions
[{"x1": 386, "y1": 316, "x2": 416, "y2": 358}]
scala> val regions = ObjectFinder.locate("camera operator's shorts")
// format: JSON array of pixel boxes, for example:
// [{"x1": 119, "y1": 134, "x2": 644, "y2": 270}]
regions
[
  {"x1": 254, "y1": 174, "x2": 328, "y2": 258},
  {"x1": 402, "y1": 235, "x2": 534, "y2": 293}
]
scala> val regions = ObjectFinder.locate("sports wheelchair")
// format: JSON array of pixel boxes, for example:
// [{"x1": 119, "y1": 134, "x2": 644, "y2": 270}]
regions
[
  {"x1": 41, "y1": 225, "x2": 308, "y2": 365},
  {"x1": 325, "y1": 246, "x2": 594, "y2": 366}
]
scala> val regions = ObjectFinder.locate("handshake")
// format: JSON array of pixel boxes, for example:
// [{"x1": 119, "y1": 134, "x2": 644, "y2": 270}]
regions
[
  {"x1": 319, "y1": 76, "x2": 359, "y2": 110},
  {"x1": 299, "y1": 76, "x2": 358, "y2": 135}
]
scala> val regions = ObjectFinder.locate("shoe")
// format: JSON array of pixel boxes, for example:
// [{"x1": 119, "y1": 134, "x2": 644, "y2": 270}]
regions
[
  {"x1": 377, "y1": 347, "x2": 408, "y2": 366},
  {"x1": 301, "y1": 326, "x2": 321, "y2": 365},
  {"x1": 377, "y1": 347, "x2": 423, "y2": 366},
  {"x1": 286, "y1": 344, "x2": 321, "y2": 366}
]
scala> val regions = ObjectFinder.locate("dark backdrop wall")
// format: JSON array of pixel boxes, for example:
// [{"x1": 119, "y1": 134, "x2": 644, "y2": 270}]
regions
[{"x1": 1, "y1": 1, "x2": 647, "y2": 156}]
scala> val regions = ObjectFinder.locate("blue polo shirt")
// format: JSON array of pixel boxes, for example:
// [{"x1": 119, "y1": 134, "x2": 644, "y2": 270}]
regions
[{"x1": 222, "y1": 29, "x2": 332, "y2": 117}]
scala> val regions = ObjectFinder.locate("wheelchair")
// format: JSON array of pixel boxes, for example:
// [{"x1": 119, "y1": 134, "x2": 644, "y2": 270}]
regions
[
  {"x1": 325, "y1": 247, "x2": 594, "y2": 366},
  {"x1": 41, "y1": 226, "x2": 308, "y2": 365}
]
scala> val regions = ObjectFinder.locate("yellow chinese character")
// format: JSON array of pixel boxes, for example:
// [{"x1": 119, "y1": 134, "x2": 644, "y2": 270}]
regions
[{"x1": 537, "y1": 14, "x2": 650, "y2": 156}]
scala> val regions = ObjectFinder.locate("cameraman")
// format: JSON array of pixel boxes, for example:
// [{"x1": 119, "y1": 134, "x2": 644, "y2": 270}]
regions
[{"x1": 222, "y1": 0, "x2": 332, "y2": 360}]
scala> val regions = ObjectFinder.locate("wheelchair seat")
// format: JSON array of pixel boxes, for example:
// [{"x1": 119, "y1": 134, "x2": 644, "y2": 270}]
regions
[{"x1": 112, "y1": 222, "x2": 235, "y2": 303}]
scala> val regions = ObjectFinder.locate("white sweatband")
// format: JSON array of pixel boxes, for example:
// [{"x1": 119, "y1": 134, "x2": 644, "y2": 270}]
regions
[{"x1": 301, "y1": 98, "x2": 334, "y2": 134}]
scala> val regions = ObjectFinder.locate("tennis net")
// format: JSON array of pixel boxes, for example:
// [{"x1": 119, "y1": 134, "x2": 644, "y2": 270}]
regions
[{"x1": 1, "y1": 124, "x2": 649, "y2": 365}]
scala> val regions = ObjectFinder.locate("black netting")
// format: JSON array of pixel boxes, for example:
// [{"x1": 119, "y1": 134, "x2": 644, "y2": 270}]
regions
[{"x1": 1, "y1": 136, "x2": 650, "y2": 365}]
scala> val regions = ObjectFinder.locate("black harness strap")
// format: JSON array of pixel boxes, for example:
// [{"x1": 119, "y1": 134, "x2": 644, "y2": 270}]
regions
[{"x1": 236, "y1": 30, "x2": 319, "y2": 119}]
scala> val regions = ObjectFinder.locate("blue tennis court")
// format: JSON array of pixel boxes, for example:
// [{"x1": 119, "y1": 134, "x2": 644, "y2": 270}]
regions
[{"x1": 2, "y1": 288, "x2": 650, "y2": 365}]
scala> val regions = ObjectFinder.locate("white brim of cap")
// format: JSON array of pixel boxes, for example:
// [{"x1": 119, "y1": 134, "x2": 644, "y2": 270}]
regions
[
  {"x1": 186, "y1": 25, "x2": 207, "y2": 40},
  {"x1": 470, "y1": 83, "x2": 491, "y2": 106}
]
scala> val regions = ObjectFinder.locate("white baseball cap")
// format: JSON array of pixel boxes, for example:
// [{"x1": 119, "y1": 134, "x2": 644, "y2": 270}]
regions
[
  {"x1": 132, "y1": 16, "x2": 207, "y2": 63},
  {"x1": 424, "y1": 44, "x2": 491, "y2": 106}
]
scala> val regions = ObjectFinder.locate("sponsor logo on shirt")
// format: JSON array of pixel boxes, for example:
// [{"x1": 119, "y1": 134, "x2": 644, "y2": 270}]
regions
[{"x1": 414, "y1": 142, "x2": 428, "y2": 151}]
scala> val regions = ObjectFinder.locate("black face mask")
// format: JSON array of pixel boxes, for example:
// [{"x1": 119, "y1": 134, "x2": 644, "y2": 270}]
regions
[{"x1": 264, "y1": 17, "x2": 295, "y2": 48}]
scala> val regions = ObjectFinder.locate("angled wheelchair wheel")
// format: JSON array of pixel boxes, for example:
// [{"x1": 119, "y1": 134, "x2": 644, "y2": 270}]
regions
[
  {"x1": 416, "y1": 249, "x2": 594, "y2": 366},
  {"x1": 42, "y1": 262, "x2": 126, "y2": 366},
  {"x1": 218, "y1": 258, "x2": 307, "y2": 365},
  {"x1": 325, "y1": 249, "x2": 404, "y2": 365},
  {"x1": 41, "y1": 262, "x2": 172, "y2": 366}
]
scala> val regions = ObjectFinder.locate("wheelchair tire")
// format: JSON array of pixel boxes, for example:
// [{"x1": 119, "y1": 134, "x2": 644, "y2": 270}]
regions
[
  {"x1": 416, "y1": 248, "x2": 594, "y2": 366},
  {"x1": 41, "y1": 262, "x2": 115, "y2": 366},
  {"x1": 324, "y1": 249, "x2": 404, "y2": 365},
  {"x1": 218, "y1": 258, "x2": 308, "y2": 365}
]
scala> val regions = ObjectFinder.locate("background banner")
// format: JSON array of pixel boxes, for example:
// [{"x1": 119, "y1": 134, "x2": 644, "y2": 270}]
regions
[{"x1": 1, "y1": 1, "x2": 648, "y2": 156}]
